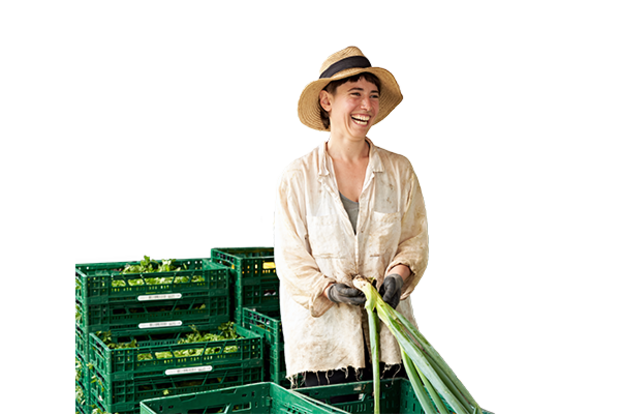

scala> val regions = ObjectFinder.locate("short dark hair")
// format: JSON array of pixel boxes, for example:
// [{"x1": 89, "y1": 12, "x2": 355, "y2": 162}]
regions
[{"x1": 319, "y1": 72, "x2": 382, "y2": 130}]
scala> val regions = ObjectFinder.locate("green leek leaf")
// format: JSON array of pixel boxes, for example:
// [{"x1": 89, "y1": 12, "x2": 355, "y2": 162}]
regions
[
  {"x1": 394, "y1": 307, "x2": 480, "y2": 411},
  {"x1": 353, "y1": 276, "x2": 482, "y2": 414},
  {"x1": 367, "y1": 307, "x2": 381, "y2": 414},
  {"x1": 402, "y1": 349, "x2": 437, "y2": 414},
  {"x1": 416, "y1": 363, "x2": 451, "y2": 414}
]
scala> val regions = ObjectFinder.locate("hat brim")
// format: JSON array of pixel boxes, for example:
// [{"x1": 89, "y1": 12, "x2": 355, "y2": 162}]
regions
[{"x1": 298, "y1": 66, "x2": 403, "y2": 131}]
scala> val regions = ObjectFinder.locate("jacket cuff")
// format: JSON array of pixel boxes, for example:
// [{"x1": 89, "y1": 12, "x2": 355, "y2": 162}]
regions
[
  {"x1": 309, "y1": 279, "x2": 335, "y2": 317},
  {"x1": 310, "y1": 294, "x2": 334, "y2": 317},
  {"x1": 387, "y1": 261, "x2": 417, "y2": 298}
]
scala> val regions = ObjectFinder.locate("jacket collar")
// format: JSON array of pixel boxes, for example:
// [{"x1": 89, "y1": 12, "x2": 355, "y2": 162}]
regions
[{"x1": 318, "y1": 137, "x2": 384, "y2": 177}]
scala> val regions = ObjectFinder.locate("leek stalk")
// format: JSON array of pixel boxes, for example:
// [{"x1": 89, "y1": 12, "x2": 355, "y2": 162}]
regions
[
  {"x1": 401, "y1": 349, "x2": 436, "y2": 414},
  {"x1": 354, "y1": 276, "x2": 482, "y2": 414},
  {"x1": 366, "y1": 295, "x2": 381, "y2": 414},
  {"x1": 416, "y1": 363, "x2": 451, "y2": 414},
  {"x1": 394, "y1": 310, "x2": 478, "y2": 408}
]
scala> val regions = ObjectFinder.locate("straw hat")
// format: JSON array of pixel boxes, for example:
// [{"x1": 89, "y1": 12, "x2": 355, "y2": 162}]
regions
[{"x1": 298, "y1": 46, "x2": 403, "y2": 131}]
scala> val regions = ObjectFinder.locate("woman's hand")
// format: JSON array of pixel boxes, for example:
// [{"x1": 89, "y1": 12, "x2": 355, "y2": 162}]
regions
[
  {"x1": 325, "y1": 283, "x2": 366, "y2": 306},
  {"x1": 379, "y1": 274, "x2": 404, "y2": 309}
]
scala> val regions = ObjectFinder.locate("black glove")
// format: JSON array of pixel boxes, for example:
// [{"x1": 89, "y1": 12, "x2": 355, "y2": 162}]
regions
[
  {"x1": 379, "y1": 274, "x2": 404, "y2": 309},
  {"x1": 327, "y1": 283, "x2": 366, "y2": 306}
]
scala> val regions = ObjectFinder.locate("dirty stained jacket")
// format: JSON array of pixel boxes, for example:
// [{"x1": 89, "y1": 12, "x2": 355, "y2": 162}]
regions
[{"x1": 274, "y1": 138, "x2": 429, "y2": 378}]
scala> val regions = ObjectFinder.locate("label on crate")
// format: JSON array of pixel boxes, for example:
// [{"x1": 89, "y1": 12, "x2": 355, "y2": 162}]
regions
[
  {"x1": 137, "y1": 293, "x2": 182, "y2": 301},
  {"x1": 165, "y1": 365, "x2": 213, "y2": 376},
  {"x1": 138, "y1": 320, "x2": 182, "y2": 329}
]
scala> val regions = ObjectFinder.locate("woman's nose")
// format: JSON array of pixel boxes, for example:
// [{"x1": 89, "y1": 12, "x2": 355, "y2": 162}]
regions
[{"x1": 360, "y1": 96, "x2": 371, "y2": 110}]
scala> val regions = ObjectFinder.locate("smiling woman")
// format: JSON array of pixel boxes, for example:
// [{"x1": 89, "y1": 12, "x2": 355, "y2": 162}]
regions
[
  {"x1": 319, "y1": 72, "x2": 381, "y2": 129},
  {"x1": 274, "y1": 46, "x2": 429, "y2": 391}
]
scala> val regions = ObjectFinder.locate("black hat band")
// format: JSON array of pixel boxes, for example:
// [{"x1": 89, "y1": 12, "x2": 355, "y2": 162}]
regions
[{"x1": 319, "y1": 56, "x2": 372, "y2": 79}]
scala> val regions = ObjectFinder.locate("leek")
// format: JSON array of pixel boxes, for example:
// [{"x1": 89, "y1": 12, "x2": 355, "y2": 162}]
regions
[
  {"x1": 354, "y1": 276, "x2": 482, "y2": 414},
  {"x1": 365, "y1": 287, "x2": 381, "y2": 414},
  {"x1": 401, "y1": 349, "x2": 436, "y2": 414}
]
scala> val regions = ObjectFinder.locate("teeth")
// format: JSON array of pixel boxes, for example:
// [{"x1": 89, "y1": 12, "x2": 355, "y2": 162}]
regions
[{"x1": 352, "y1": 115, "x2": 370, "y2": 121}]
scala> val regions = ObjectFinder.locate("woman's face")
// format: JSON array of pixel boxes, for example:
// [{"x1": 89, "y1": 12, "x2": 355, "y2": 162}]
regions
[{"x1": 320, "y1": 78, "x2": 380, "y2": 141}]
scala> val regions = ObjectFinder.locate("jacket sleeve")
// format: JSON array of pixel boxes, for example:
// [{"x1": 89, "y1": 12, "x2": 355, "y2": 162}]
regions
[
  {"x1": 274, "y1": 167, "x2": 335, "y2": 317},
  {"x1": 387, "y1": 165, "x2": 429, "y2": 298}
]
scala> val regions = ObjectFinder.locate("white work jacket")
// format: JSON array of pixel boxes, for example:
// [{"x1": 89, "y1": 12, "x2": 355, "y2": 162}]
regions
[{"x1": 274, "y1": 138, "x2": 429, "y2": 378}]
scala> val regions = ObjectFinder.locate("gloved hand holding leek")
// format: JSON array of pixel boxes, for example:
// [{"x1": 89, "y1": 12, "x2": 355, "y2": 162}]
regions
[{"x1": 352, "y1": 275, "x2": 483, "y2": 414}]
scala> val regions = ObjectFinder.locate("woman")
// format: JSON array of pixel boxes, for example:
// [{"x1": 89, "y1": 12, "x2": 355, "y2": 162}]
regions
[{"x1": 274, "y1": 46, "x2": 429, "y2": 387}]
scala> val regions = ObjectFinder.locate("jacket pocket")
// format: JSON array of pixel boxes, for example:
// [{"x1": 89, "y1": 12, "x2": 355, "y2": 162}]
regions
[
  {"x1": 367, "y1": 211, "x2": 401, "y2": 257},
  {"x1": 307, "y1": 214, "x2": 342, "y2": 259}
]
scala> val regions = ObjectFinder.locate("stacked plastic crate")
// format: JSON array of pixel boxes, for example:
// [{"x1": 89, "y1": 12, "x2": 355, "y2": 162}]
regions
[
  {"x1": 210, "y1": 247, "x2": 289, "y2": 387},
  {"x1": 75, "y1": 327, "x2": 89, "y2": 414},
  {"x1": 210, "y1": 247, "x2": 280, "y2": 323},
  {"x1": 295, "y1": 379, "x2": 495, "y2": 414},
  {"x1": 139, "y1": 373, "x2": 497, "y2": 414},
  {"x1": 73, "y1": 255, "x2": 135, "y2": 414},
  {"x1": 75, "y1": 257, "x2": 264, "y2": 414},
  {"x1": 140, "y1": 382, "x2": 350, "y2": 414},
  {"x1": 242, "y1": 308, "x2": 287, "y2": 386}
]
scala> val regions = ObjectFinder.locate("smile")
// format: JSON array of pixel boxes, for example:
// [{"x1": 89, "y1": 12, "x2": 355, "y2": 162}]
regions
[{"x1": 351, "y1": 115, "x2": 371, "y2": 126}]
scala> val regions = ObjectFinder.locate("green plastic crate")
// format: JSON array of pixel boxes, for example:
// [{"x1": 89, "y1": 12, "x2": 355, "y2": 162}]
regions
[
  {"x1": 89, "y1": 324, "x2": 263, "y2": 382},
  {"x1": 295, "y1": 379, "x2": 421, "y2": 414},
  {"x1": 75, "y1": 398, "x2": 88, "y2": 414},
  {"x1": 139, "y1": 382, "x2": 350, "y2": 414},
  {"x1": 75, "y1": 352, "x2": 89, "y2": 413},
  {"x1": 210, "y1": 247, "x2": 277, "y2": 281},
  {"x1": 91, "y1": 362, "x2": 264, "y2": 413},
  {"x1": 76, "y1": 293, "x2": 229, "y2": 333},
  {"x1": 210, "y1": 247, "x2": 280, "y2": 322},
  {"x1": 242, "y1": 308, "x2": 282, "y2": 347},
  {"x1": 295, "y1": 379, "x2": 494, "y2": 414},
  {"x1": 75, "y1": 323, "x2": 88, "y2": 359},
  {"x1": 76, "y1": 258, "x2": 228, "y2": 305},
  {"x1": 234, "y1": 279, "x2": 279, "y2": 322},
  {"x1": 242, "y1": 308, "x2": 288, "y2": 386},
  {"x1": 75, "y1": 259, "x2": 230, "y2": 334},
  {"x1": 76, "y1": 324, "x2": 93, "y2": 412}
]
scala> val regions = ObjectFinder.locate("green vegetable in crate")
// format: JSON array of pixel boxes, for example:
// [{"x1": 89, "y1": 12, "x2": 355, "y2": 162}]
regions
[
  {"x1": 86, "y1": 361, "x2": 107, "y2": 392},
  {"x1": 98, "y1": 330, "x2": 139, "y2": 349},
  {"x1": 75, "y1": 383, "x2": 85, "y2": 405},
  {"x1": 73, "y1": 356, "x2": 86, "y2": 405},
  {"x1": 121, "y1": 255, "x2": 186, "y2": 274},
  {"x1": 75, "y1": 304, "x2": 81, "y2": 324},
  {"x1": 75, "y1": 357, "x2": 83, "y2": 382},
  {"x1": 96, "y1": 322, "x2": 241, "y2": 361},
  {"x1": 353, "y1": 276, "x2": 483, "y2": 414},
  {"x1": 110, "y1": 255, "x2": 204, "y2": 287},
  {"x1": 122, "y1": 255, "x2": 157, "y2": 273}
]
